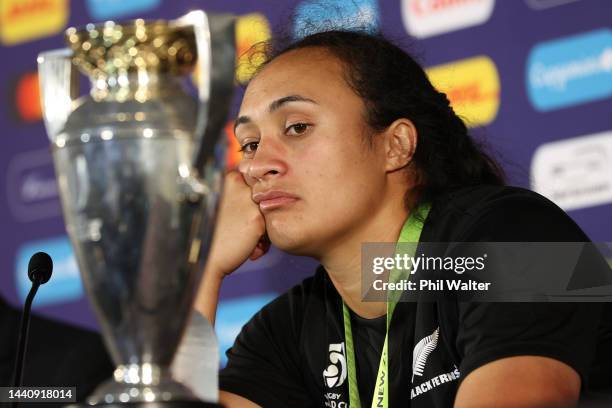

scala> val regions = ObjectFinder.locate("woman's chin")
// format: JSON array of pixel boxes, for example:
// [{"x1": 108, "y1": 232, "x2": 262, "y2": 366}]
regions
[{"x1": 267, "y1": 227, "x2": 315, "y2": 257}]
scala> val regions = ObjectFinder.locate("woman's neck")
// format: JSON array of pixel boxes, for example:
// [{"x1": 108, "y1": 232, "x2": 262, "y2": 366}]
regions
[{"x1": 321, "y1": 204, "x2": 410, "y2": 319}]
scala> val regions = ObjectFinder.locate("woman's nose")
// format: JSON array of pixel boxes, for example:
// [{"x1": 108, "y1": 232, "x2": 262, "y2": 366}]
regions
[{"x1": 238, "y1": 139, "x2": 288, "y2": 185}]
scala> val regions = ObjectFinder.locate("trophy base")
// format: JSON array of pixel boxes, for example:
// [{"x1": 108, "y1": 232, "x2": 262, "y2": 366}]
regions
[{"x1": 74, "y1": 366, "x2": 221, "y2": 408}]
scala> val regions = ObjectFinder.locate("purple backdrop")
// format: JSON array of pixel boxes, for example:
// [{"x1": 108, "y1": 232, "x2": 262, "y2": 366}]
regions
[{"x1": 1, "y1": 0, "x2": 611, "y2": 363}]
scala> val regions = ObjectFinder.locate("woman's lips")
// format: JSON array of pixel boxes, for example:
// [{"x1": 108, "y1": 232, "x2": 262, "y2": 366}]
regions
[
  {"x1": 259, "y1": 196, "x2": 298, "y2": 211},
  {"x1": 253, "y1": 191, "x2": 299, "y2": 211}
]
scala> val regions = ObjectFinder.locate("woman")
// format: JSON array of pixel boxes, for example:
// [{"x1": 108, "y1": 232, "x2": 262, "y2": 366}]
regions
[{"x1": 195, "y1": 30, "x2": 608, "y2": 407}]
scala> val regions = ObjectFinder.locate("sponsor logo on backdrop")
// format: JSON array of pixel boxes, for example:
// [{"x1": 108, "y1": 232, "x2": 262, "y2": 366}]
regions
[
  {"x1": 235, "y1": 13, "x2": 271, "y2": 84},
  {"x1": 85, "y1": 0, "x2": 160, "y2": 21},
  {"x1": 401, "y1": 0, "x2": 495, "y2": 38},
  {"x1": 293, "y1": 0, "x2": 379, "y2": 39},
  {"x1": 15, "y1": 235, "x2": 83, "y2": 306},
  {"x1": 426, "y1": 56, "x2": 500, "y2": 127},
  {"x1": 527, "y1": 28, "x2": 612, "y2": 111},
  {"x1": 192, "y1": 13, "x2": 271, "y2": 87},
  {"x1": 6, "y1": 148, "x2": 62, "y2": 222},
  {"x1": 531, "y1": 130, "x2": 612, "y2": 211},
  {"x1": 14, "y1": 72, "x2": 42, "y2": 122},
  {"x1": 0, "y1": 0, "x2": 68, "y2": 45},
  {"x1": 525, "y1": 0, "x2": 580, "y2": 10},
  {"x1": 215, "y1": 293, "x2": 277, "y2": 367}
]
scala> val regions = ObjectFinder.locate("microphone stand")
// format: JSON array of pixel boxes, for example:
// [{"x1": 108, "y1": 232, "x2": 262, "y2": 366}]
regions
[{"x1": 10, "y1": 279, "x2": 42, "y2": 408}]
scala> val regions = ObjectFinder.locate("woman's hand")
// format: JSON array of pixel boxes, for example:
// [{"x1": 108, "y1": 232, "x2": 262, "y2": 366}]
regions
[
  {"x1": 205, "y1": 171, "x2": 269, "y2": 278},
  {"x1": 195, "y1": 171, "x2": 268, "y2": 325}
]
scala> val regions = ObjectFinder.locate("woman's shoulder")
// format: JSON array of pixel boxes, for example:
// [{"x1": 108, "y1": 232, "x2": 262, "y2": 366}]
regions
[
  {"x1": 424, "y1": 185, "x2": 589, "y2": 242},
  {"x1": 435, "y1": 185, "x2": 557, "y2": 214}
]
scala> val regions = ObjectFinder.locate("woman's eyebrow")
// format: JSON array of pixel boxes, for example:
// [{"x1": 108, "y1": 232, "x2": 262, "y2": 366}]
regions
[
  {"x1": 234, "y1": 95, "x2": 318, "y2": 134},
  {"x1": 233, "y1": 116, "x2": 251, "y2": 134},
  {"x1": 268, "y1": 95, "x2": 317, "y2": 113}
]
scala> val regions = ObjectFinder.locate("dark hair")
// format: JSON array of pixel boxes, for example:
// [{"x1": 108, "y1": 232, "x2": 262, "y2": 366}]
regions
[{"x1": 250, "y1": 30, "x2": 505, "y2": 205}]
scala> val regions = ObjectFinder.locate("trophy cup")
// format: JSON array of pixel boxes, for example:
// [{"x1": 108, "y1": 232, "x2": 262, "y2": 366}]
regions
[{"x1": 37, "y1": 10, "x2": 235, "y2": 407}]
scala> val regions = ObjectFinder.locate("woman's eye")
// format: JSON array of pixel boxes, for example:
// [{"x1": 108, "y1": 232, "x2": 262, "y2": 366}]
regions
[
  {"x1": 239, "y1": 141, "x2": 259, "y2": 155},
  {"x1": 286, "y1": 123, "x2": 311, "y2": 135}
]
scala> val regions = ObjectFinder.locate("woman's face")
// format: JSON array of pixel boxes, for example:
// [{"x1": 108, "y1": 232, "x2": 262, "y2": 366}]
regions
[{"x1": 236, "y1": 48, "x2": 390, "y2": 257}]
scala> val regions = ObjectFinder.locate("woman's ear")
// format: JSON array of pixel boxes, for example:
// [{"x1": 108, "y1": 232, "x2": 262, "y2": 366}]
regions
[{"x1": 383, "y1": 118, "x2": 418, "y2": 172}]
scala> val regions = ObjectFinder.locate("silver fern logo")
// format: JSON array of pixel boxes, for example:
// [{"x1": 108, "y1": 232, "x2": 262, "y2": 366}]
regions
[
  {"x1": 323, "y1": 342, "x2": 347, "y2": 388},
  {"x1": 412, "y1": 327, "x2": 440, "y2": 382}
]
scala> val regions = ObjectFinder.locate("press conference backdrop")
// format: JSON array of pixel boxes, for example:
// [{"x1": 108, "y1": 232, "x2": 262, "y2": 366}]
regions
[{"x1": 1, "y1": 0, "x2": 611, "y2": 366}]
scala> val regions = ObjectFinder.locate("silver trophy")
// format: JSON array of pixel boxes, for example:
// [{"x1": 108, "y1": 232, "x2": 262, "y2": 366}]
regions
[{"x1": 37, "y1": 10, "x2": 235, "y2": 407}]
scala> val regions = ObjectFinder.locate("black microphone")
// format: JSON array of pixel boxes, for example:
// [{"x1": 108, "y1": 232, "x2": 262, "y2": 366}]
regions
[
  {"x1": 27, "y1": 252, "x2": 53, "y2": 285},
  {"x1": 11, "y1": 252, "x2": 53, "y2": 392}
]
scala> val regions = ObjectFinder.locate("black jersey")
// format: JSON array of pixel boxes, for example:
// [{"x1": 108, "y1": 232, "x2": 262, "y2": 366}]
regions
[{"x1": 219, "y1": 185, "x2": 612, "y2": 407}]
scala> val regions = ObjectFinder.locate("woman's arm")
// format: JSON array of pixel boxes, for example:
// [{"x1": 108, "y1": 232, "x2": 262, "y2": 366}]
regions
[
  {"x1": 455, "y1": 356, "x2": 580, "y2": 408},
  {"x1": 219, "y1": 391, "x2": 262, "y2": 408},
  {"x1": 194, "y1": 266, "x2": 224, "y2": 326}
]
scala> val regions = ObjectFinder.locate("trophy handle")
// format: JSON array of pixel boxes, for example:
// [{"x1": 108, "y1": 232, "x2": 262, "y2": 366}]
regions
[
  {"x1": 37, "y1": 49, "x2": 79, "y2": 143},
  {"x1": 173, "y1": 10, "x2": 235, "y2": 174}
]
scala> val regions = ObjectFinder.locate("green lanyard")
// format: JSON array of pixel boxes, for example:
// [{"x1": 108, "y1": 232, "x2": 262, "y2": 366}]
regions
[{"x1": 342, "y1": 203, "x2": 430, "y2": 408}]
